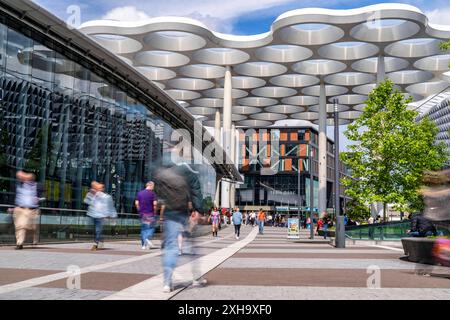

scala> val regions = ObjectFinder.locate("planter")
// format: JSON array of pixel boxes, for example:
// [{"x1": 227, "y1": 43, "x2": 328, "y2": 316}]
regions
[{"x1": 401, "y1": 237, "x2": 435, "y2": 264}]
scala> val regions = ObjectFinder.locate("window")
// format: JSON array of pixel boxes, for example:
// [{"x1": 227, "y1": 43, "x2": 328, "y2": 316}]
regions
[{"x1": 290, "y1": 132, "x2": 298, "y2": 141}]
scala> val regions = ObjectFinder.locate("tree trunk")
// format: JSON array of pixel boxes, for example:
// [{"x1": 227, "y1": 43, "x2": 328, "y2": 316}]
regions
[{"x1": 383, "y1": 202, "x2": 387, "y2": 222}]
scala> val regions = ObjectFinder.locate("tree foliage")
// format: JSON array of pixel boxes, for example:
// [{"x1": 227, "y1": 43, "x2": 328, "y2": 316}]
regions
[
  {"x1": 345, "y1": 198, "x2": 371, "y2": 221},
  {"x1": 341, "y1": 80, "x2": 448, "y2": 218},
  {"x1": 440, "y1": 41, "x2": 450, "y2": 67}
]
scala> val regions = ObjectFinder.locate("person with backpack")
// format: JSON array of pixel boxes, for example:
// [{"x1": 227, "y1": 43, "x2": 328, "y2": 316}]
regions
[
  {"x1": 135, "y1": 181, "x2": 158, "y2": 250},
  {"x1": 154, "y1": 143, "x2": 207, "y2": 293},
  {"x1": 232, "y1": 207, "x2": 243, "y2": 240},
  {"x1": 84, "y1": 181, "x2": 117, "y2": 251}
]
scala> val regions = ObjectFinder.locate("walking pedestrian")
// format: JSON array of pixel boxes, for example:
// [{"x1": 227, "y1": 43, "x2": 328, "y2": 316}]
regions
[
  {"x1": 154, "y1": 144, "x2": 207, "y2": 293},
  {"x1": 316, "y1": 217, "x2": 323, "y2": 236},
  {"x1": 232, "y1": 207, "x2": 243, "y2": 240},
  {"x1": 209, "y1": 207, "x2": 220, "y2": 237},
  {"x1": 257, "y1": 208, "x2": 266, "y2": 235},
  {"x1": 84, "y1": 181, "x2": 117, "y2": 251},
  {"x1": 135, "y1": 181, "x2": 158, "y2": 250},
  {"x1": 321, "y1": 211, "x2": 330, "y2": 239},
  {"x1": 11, "y1": 171, "x2": 42, "y2": 250},
  {"x1": 250, "y1": 211, "x2": 256, "y2": 226}
]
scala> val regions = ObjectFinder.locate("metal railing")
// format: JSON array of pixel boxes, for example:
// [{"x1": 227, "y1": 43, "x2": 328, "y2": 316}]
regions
[
  {"x1": 345, "y1": 220, "x2": 412, "y2": 241},
  {"x1": 0, "y1": 204, "x2": 147, "y2": 245},
  {"x1": 345, "y1": 220, "x2": 449, "y2": 241}
]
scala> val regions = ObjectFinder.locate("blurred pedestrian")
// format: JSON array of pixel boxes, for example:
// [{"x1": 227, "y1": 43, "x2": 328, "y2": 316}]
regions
[
  {"x1": 12, "y1": 171, "x2": 42, "y2": 250},
  {"x1": 321, "y1": 211, "x2": 330, "y2": 239},
  {"x1": 250, "y1": 211, "x2": 256, "y2": 226},
  {"x1": 154, "y1": 143, "x2": 207, "y2": 293},
  {"x1": 316, "y1": 217, "x2": 323, "y2": 236},
  {"x1": 84, "y1": 181, "x2": 117, "y2": 251},
  {"x1": 135, "y1": 181, "x2": 158, "y2": 250}
]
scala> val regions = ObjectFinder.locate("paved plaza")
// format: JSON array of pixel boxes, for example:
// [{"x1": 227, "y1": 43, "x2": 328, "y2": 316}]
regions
[{"x1": 0, "y1": 225, "x2": 448, "y2": 300}]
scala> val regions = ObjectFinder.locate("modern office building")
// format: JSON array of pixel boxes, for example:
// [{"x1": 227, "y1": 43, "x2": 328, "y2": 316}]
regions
[
  {"x1": 236, "y1": 125, "x2": 350, "y2": 216},
  {"x1": 416, "y1": 92, "x2": 450, "y2": 168},
  {"x1": 0, "y1": 1, "x2": 239, "y2": 214}
]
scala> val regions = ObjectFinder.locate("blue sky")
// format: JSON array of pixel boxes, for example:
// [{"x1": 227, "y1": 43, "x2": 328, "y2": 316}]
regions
[{"x1": 33, "y1": 0, "x2": 450, "y2": 34}]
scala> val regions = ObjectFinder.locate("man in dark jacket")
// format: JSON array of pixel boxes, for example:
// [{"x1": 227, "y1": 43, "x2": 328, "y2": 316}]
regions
[
  {"x1": 155, "y1": 143, "x2": 206, "y2": 293},
  {"x1": 408, "y1": 212, "x2": 437, "y2": 237}
]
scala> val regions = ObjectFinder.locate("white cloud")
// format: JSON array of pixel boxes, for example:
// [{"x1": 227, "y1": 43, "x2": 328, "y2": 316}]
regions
[
  {"x1": 100, "y1": 0, "x2": 299, "y2": 33},
  {"x1": 425, "y1": 7, "x2": 450, "y2": 25},
  {"x1": 102, "y1": 6, "x2": 150, "y2": 21}
]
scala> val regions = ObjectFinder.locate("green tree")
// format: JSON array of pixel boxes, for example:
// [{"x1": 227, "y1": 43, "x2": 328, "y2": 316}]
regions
[
  {"x1": 341, "y1": 80, "x2": 448, "y2": 221},
  {"x1": 440, "y1": 41, "x2": 450, "y2": 67},
  {"x1": 202, "y1": 196, "x2": 214, "y2": 213},
  {"x1": 345, "y1": 198, "x2": 371, "y2": 222}
]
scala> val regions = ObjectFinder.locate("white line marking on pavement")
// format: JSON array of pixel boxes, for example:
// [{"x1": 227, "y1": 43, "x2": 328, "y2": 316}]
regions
[
  {"x1": 102, "y1": 227, "x2": 259, "y2": 300},
  {"x1": 369, "y1": 245, "x2": 404, "y2": 252},
  {"x1": 0, "y1": 250, "x2": 163, "y2": 296},
  {"x1": 0, "y1": 227, "x2": 238, "y2": 296}
]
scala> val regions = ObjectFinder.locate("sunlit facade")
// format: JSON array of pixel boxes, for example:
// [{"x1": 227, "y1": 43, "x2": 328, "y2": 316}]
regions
[
  {"x1": 0, "y1": 10, "x2": 223, "y2": 214},
  {"x1": 236, "y1": 126, "x2": 350, "y2": 215}
]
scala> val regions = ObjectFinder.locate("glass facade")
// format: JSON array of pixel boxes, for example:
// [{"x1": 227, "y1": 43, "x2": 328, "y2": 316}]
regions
[
  {"x1": 237, "y1": 127, "x2": 348, "y2": 214},
  {"x1": 0, "y1": 21, "x2": 216, "y2": 214}
]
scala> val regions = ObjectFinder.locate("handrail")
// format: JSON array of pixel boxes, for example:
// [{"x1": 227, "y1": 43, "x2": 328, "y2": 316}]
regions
[
  {"x1": 0, "y1": 204, "x2": 140, "y2": 216},
  {"x1": 345, "y1": 220, "x2": 410, "y2": 230}
]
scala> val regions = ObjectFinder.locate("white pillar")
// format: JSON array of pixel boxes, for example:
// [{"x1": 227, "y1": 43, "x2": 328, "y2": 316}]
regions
[
  {"x1": 377, "y1": 55, "x2": 385, "y2": 84},
  {"x1": 376, "y1": 55, "x2": 386, "y2": 220},
  {"x1": 214, "y1": 110, "x2": 221, "y2": 207},
  {"x1": 318, "y1": 79, "x2": 327, "y2": 214},
  {"x1": 214, "y1": 110, "x2": 221, "y2": 144},
  {"x1": 230, "y1": 124, "x2": 236, "y2": 208},
  {"x1": 215, "y1": 181, "x2": 221, "y2": 208},
  {"x1": 223, "y1": 66, "x2": 232, "y2": 156},
  {"x1": 221, "y1": 66, "x2": 232, "y2": 209}
]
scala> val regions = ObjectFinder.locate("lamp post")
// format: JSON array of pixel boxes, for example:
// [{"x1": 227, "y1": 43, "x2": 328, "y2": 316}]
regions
[{"x1": 333, "y1": 98, "x2": 345, "y2": 248}]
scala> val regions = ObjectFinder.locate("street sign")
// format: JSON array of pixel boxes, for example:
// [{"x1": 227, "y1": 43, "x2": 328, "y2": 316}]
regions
[{"x1": 287, "y1": 218, "x2": 300, "y2": 239}]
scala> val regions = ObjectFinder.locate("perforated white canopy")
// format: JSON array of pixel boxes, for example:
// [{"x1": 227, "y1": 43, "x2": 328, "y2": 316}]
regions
[{"x1": 79, "y1": 3, "x2": 450, "y2": 127}]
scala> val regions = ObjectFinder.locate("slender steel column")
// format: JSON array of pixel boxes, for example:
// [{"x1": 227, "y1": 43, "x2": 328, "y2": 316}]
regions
[
  {"x1": 334, "y1": 99, "x2": 345, "y2": 248},
  {"x1": 377, "y1": 54, "x2": 385, "y2": 84},
  {"x1": 318, "y1": 79, "x2": 327, "y2": 214},
  {"x1": 376, "y1": 54, "x2": 386, "y2": 220}
]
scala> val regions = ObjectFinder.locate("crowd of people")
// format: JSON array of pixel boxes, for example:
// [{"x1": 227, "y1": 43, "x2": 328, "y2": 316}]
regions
[{"x1": 7, "y1": 161, "x2": 448, "y2": 291}]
